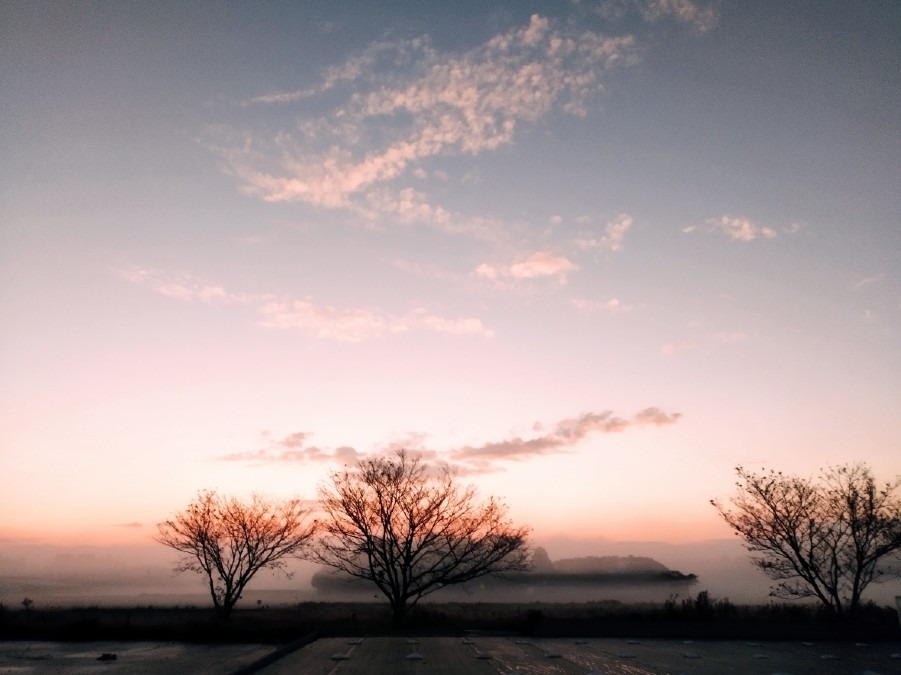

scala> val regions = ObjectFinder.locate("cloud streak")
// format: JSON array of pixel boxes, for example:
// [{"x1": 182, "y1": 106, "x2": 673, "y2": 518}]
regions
[
  {"x1": 219, "y1": 408, "x2": 681, "y2": 474},
  {"x1": 684, "y1": 215, "x2": 783, "y2": 242},
  {"x1": 475, "y1": 251, "x2": 577, "y2": 285},
  {"x1": 576, "y1": 214, "x2": 634, "y2": 252},
  {"x1": 598, "y1": 0, "x2": 719, "y2": 34},
  {"x1": 212, "y1": 14, "x2": 638, "y2": 232},
  {"x1": 449, "y1": 408, "x2": 680, "y2": 471},
  {"x1": 123, "y1": 267, "x2": 492, "y2": 341}
]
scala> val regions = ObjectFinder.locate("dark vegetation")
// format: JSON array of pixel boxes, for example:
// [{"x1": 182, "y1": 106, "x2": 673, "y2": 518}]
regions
[
  {"x1": 712, "y1": 463, "x2": 901, "y2": 617},
  {"x1": 311, "y1": 547, "x2": 697, "y2": 594},
  {"x1": 2, "y1": 594, "x2": 898, "y2": 643},
  {"x1": 316, "y1": 450, "x2": 530, "y2": 624},
  {"x1": 155, "y1": 491, "x2": 316, "y2": 618}
]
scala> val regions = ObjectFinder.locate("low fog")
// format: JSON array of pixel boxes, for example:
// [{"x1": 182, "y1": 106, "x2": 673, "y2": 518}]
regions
[{"x1": 6, "y1": 535, "x2": 898, "y2": 611}]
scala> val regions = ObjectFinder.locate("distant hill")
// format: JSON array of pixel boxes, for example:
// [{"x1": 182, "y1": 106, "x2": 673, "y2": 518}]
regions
[
  {"x1": 551, "y1": 554, "x2": 669, "y2": 575},
  {"x1": 311, "y1": 547, "x2": 696, "y2": 593}
]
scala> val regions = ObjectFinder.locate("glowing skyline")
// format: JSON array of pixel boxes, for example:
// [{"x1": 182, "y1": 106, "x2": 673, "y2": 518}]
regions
[{"x1": 1, "y1": 1, "x2": 899, "y2": 547}]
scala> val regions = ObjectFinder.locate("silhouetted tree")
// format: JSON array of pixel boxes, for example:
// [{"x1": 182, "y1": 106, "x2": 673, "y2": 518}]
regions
[
  {"x1": 316, "y1": 449, "x2": 530, "y2": 624},
  {"x1": 712, "y1": 463, "x2": 901, "y2": 616},
  {"x1": 156, "y1": 490, "x2": 316, "y2": 618}
]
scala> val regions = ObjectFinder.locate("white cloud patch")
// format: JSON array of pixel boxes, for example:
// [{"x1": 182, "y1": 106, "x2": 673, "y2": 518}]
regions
[
  {"x1": 571, "y1": 297, "x2": 631, "y2": 313},
  {"x1": 213, "y1": 14, "x2": 638, "y2": 232},
  {"x1": 475, "y1": 251, "x2": 577, "y2": 285},
  {"x1": 448, "y1": 407, "x2": 681, "y2": 473},
  {"x1": 576, "y1": 213, "x2": 634, "y2": 252},
  {"x1": 661, "y1": 330, "x2": 747, "y2": 356},
  {"x1": 219, "y1": 407, "x2": 681, "y2": 474},
  {"x1": 220, "y1": 432, "x2": 363, "y2": 464},
  {"x1": 687, "y1": 215, "x2": 779, "y2": 242},
  {"x1": 641, "y1": 0, "x2": 719, "y2": 33},
  {"x1": 598, "y1": 0, "x2": 719, "y2": 34},
  {"x1": 123, "y1": 267, "x2": 492, "y2": 342}
]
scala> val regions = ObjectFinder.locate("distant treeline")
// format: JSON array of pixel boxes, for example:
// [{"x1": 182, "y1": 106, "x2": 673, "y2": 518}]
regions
[{"x1": 311, "y1": 549, "x2": 697, "y2": 593}]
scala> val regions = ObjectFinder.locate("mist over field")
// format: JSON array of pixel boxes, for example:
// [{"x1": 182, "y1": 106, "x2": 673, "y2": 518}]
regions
[{"x1": 6, "y1": 536, "x2": 897, "y2": 612}]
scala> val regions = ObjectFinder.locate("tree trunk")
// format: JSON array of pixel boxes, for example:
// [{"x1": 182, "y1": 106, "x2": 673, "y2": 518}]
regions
[{"x1": 391, "y1": 600, "x2": 407, "y2": 627}]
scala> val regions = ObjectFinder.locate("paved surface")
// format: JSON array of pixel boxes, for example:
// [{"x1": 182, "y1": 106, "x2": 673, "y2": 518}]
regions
[
  {"x1": 257, "y1": 636, "x2": 901, "y2": 675},
  {"x1": 2, "y1": 638, "x2": 899, "y2": 674},
  {"x1": 0, "y1": 641, "x2": 272, "y2": 674}
]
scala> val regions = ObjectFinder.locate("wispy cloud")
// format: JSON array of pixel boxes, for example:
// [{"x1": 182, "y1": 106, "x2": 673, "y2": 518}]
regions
[
  {"x1": 660, "y1": 330, "x2": 747, "y2": 356},
  {"x1": 571, "y1": 297, "x2": 631, "y2": 313},
  {"x1": 852, "y1": 275, "x2": 882, "y2": 290},
  {"x1": 122, "y1": 267, "x2": 492, "y2": 341},
  {"x1": 575, "y1": 213, "x2": 634, "y2": 252},
  {"x1": 122, "y1": 267, "x2": 263, "y2": 304},
  {"x1": 684, "y1": 215, "x2": 779, "y2": 242},
  {"x1": 598, "y1": 0, "x2": 719, "y2": 34},
  {"x1": 642, "y1": 0, "x2": 719, "y2": 33},
  {"x1": 360, "y1": 187, "x2": 507, "y2": 240},
  {"x1": 475, "y1": 251, "x2": 577, "y2": 285},
  {"x1": 449, "y1": 408, "x2": 679, "y2": 470},
  {"x1": 660, "y1": 341, "x2": 698, "y2": 356},
  {"x1": 212, "y1": 15, "x2": 638, "y2": 232},
  {"x1": 219, "y1": 408, "x2": 681, "y2": 474},
  {"x1": 220, "y1": 432, "x2": 362, "y2": 464}
]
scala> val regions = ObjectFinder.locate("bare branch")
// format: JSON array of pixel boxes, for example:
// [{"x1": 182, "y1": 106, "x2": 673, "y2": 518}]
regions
[
  {"x1": 712, "y1": 463, "x2": 901, "y2": 616},
  {"x1": 156, "y1": 490, "x2": 317, "y2": 617},
  {"x1": 315, "y1": 449, "x2": 530, "y2": 623}
]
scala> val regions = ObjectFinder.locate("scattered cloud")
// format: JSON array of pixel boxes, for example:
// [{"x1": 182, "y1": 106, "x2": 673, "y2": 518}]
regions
[
  {"x1": 122, "y1": 267, "x2": 492, "y2": 341},
  {"x1": 571, "y1": 297, "x2": 631, "y2": 313},
  {"x1": 684, "y1": 215, "x2": 782, "y2": 242},
  {"x1": 661, "y1": 330, "x2": 747, "y2": 355},
  {"x1": 708, "y1": 215, "x2": 776, "y2": 242},
  {"x1": 475, "y1": 251, "x2": 577, "y2": 285},
  {"x1": 641, "y1": 0, "x2": 719, "y2": 33},
  {"x1": 660, "y1": 341, "x2": 698, "y2": 356},
  {"x1": 360, "y1": 187, "x2": 506, "y2": 240},
  {"x1": 258, "y1": 301, "x2": 493, "y2": 341},
  {"x1": 115, "y1": 522, "x2": 144, "y2": 529},
  {"x1": 219, "y1": 407, "x2": 681, "y2": 473},
  {"x1": 852, "y1": 275, "x2": 882, "y2": 290},
  {"x1": 575, "y1": 213, "x2": 634, "y2": 252},
  {"x1": 448, "y1": 407, "x2": 681, "y2": 472},
  {"x1": 213, "y1": 14, "x2": 638, "y2": 233},
  {"x1": 597, "y1": 0, "x2": 719, "y2": 33},
  {"x1": 219, "y1": 432, "x2": 362, "y2": 464},
  {"x1": 121, "y1": 267, "x2": 262, "y2": 304}
]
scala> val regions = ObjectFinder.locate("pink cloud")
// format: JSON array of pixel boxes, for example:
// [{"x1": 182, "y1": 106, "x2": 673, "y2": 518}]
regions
[
  {"x1": 701, "y1": 215, "x2": 778, "y2": 242},
  {"x1": 218, "y1": 408, "x2": 681, "y2": 472},
  {"x1": 448, "y1": 408, "x2": 681, "y2": 471},
  {"x1": 213, "y1": 14, "x2": 638, "y2": 228},
  {"x1": 475, "y1": 251, "x2": 577, "y2": 285},
  {"x1": 576, "y1": 214, "x2": 634, "y2": 252},
  {"x1": 124, "y1": 267, "x2": 493, "y2": 342}
]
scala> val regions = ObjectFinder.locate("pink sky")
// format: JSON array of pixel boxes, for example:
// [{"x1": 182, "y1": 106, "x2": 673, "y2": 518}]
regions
[{"x1": 2, "y1": 1, "x2": 899, "y2": 549}]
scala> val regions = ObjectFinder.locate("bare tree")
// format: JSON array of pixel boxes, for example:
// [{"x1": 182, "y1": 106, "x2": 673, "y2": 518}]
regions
[
  {"x1": 156, "y1": 490, "x2": 316, "y2": 618},
  {"x1": 712, "y1": 463, "x2": 901, "y2": 616},
  {"x1": 316, "y1": 449, "x2": 530, "y2": 623}
]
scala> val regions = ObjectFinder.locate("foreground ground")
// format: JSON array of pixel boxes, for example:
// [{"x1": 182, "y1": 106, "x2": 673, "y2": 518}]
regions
[
  {"x1": 261, "y1": 636, "x2": 901, "y2": 675},
  {"x1": 2, "y1": 636, "x2": 900, "y2": 674},
  {"x1": 0, "y1": 641, "x2": 271, "y2": 673},
  {"x1": 3, "y1": 600, "x2": 899, "y2": 642}
]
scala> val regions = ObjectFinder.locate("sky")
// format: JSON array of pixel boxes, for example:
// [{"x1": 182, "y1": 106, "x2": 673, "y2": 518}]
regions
[{"x1": 2, "y1": 0, "x2": 899, "y2": 549}]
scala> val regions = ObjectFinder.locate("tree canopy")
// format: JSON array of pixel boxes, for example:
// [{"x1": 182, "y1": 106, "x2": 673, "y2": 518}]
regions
[
  {"x1": 712, "y1": 463, "x2": 901, "y2": 616},
  {"x1": 156, "y1": 490, "x2": 316, "y2": 617},
  {"x1": 316, "y1": 449, "x2": 530, "y2": 623}
]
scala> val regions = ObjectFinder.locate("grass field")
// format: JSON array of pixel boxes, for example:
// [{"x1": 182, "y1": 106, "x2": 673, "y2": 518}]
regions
[{"x1": 1, "y1": 597, "x2": 899, "y2": 644}]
